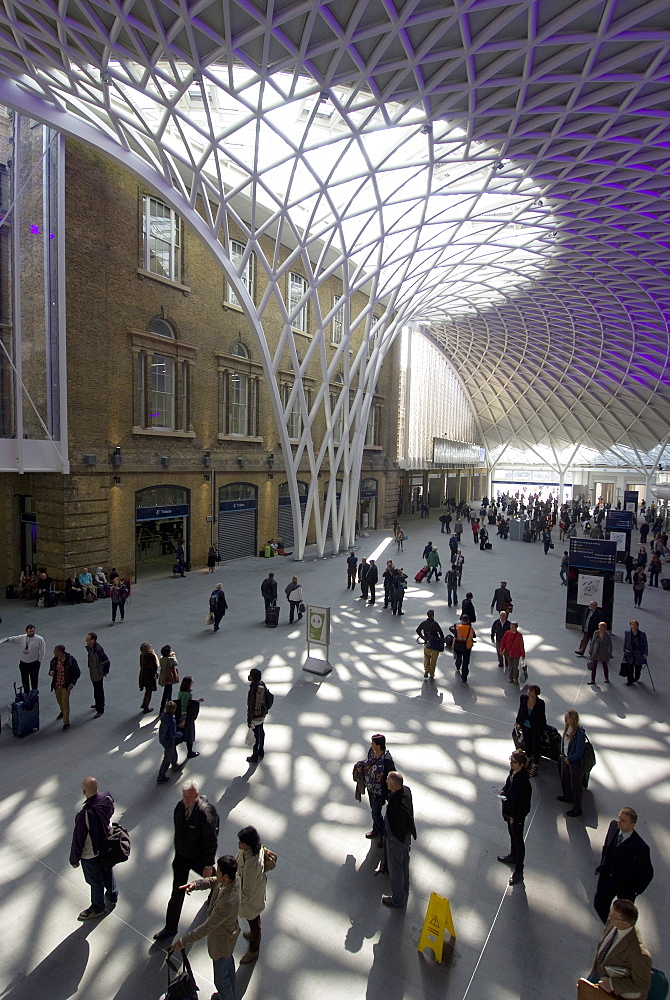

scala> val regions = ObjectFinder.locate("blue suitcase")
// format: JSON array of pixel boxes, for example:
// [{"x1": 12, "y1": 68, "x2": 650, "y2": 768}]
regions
[{"x1": 12, "y1": 685, "x2": 40, "y2": 737}]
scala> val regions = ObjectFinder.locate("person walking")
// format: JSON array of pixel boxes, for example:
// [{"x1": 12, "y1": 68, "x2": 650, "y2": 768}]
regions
[
  {"x1": 138, "y1": 641, "x2": 158, "y2": 713},
  {"x1": 69, "y1": 777, "x2": 118, "y2": 919},
  {"x1": 382, "y1": 772, "x2": 416, "y2": 908},
  {"x1": 632, "y1": 567, "x2": 647, "y2": 608},
  {"x1": 542, "y1": 527, "x2": 553, "y2": 554},
  {"x1": 500, "y1": 621, "x2": 525, "y2": 684},
  {"x1": 575, "y1": 600, "x2": 601, "y2": 656},
  {"x1": 285, "y1": 576, "x2": 304, "y2": 623},
  {"x1": 491, "y1": 610, "x2": 511, "y2": 668},
  {"x1": 358, "y1": 558, "x2": 370, "y2": 601},
  {"x1": 109, "y1": 575, "x2": 128, "y2": 625},
  {"x1": 153, "y1": 781, "x2": 220, "y2": 941},
  {"x1": 471, "y1": 519, "x2": 480, "y2": 545},
  {"x1": 478, "y1": 523, "x2": 489, "y2": 550},
  {"x1": 159, "y1": 644, "x2": 179, "y2": 713},
  {"x1": 636, "y1": 545, "x2": 647, "y2": 568},
  {"x1": 394, "y1": 525, "x2": 404, "y2": 552},
  {"x1": 453, "y1": 548, "x2": 464, "y2": 583},
  {"x1": 579, "y1": 899, "x2": 652, "y2": 1000},
  {"x1": 49, "y1": 644, "x2": 81, "y2": 731},
  {"x1": 346, "y1": 551, "x2": 358, "y2": 589},
  {"x1": 624, "y1": 550, "x2": 636, "y2": 584},
  {"x1": 177, "y1": 676, "x2": 204, "y2": 759},
  {"x1": 353, "y1": 734, "x2": 395, "y2": 848},
  {"x1": 260, "y1": 572, "x2": 277, "y2": 611},
  {"x1": 560, "y1": 550, "x2": 569, "y2": 585},
  {"x1": 453, "y1": 519, "x2": 463, "y2": 545},
  {"x1": 557, "y1": 709, "x2": 586, "y2": 816},
  {"x1": 416, "y1": 610, "x2": 444, "y2": 679},
  {"x1": 426, "y1": 546, "x2": 441, "y2": 582},
  {"x1": 170, "y1": 856, "x2": 241, "y2": 1000},
  {"x1": 157, "y1": 701, "x2": 184, "y2": 783},
  {"x1": 209, "y1": 583, "x2": 228, "y2": 632},
  {"x1": 647, "y1": 552, "x2": 662, "y2": 588},
  {"x1": 490, "y1": 581, "x2": 512, "y2": 614},
  {"x1": 621, "y1": 620, "x2": 648, "y2": 686},
  {"x1": 515, "y1": 685, "x2": 546, "y2": 777},
  {"x1": 445, "y1": 564, "x2": 458, "y2": 608},
  {"x1": 236, "y1": 826, "x2": 267, "y2": 965},
  {"x1": 0, "y1": 624, "x2": 46, "y2": 691},
  {"x1": 85, "y1": 632, "x2": 110, "y2": 718},
  {"x1": 366, "y1": 559, "x2": 379, "y2": 605},
  {"x1": 461, "y1": 591, "x2": 477, "y2": 624},
  {"x1": 587, "y1": 621, "x2": 613, "y2": 684},
  {"x1": 246, "y1": 667, "x2": 271, "y2": 763},
  {"x1": 593, "y1": 807, "x2": 654, "y2": 923},
  {"x1": 450, "y1": 614, "x2": 475, "y2": 682},
  {"x1": 496, "y1": 749, "x2": 532, "y2": 886}
]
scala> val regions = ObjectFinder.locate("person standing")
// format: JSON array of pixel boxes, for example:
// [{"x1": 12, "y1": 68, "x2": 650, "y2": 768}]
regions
[
  {"x1": 621, "y1": 620, "x2": 648, "y2": 686},
  {"x1": 85, "y1": 632, "x2": 110, "y2": 718},
  {"x1": 575, "y1": 600, "x2": 601, "y2": 656},
  {"x1": 206, "y1": 544, "x2": 218, "y2": 572},
  {"x1": 246, "y1": 668, "x2": 270, "y2": 763},
  {"x1": 390, "y1": 568, "x2": 407, "y2": 616},
  {"x1": 453, "y1": 548, "x2": 464, "y2": 584},
  {"x1": 171, "y1": 856, "x2": 241, "y2": 1000},
  {"x1": 367, "y1": 559, "x2": 379, "y2": 605},
  {"x1": 496, "y1": 749, "x2": 532, "y2": 886},
  {"x1": 69, "y1": 777, "x2": 118, "y2": 919},
  {"x1": 49, "y1": 644, "x2": 80, "y2": 731},
  {"x1": 177, "y1": 676, "x2": 204, "y2": 759},
  {"x1": 632, "y1": 567, "x2": 647, "y2": 608},
  {"x1": 461, "y1": 591, "x2": 477, "y2": 624},
  {"x1": 0, "y1": 624, "x2": 46, "y2": 691},
  {"x1": 109, "y1": 576, "x2": 128, "y2": 625},
  {"x1": 416, "y1": 610, "x2": 444, "y2": 680},
  {"x1": 159, "y1": 644, "x2": 179, "y2": 713},
  {"x1": 450, "y1": 614, "x2": 475, "y2": 682},
  {"x1": 236, "y1": 826, "x2": 267, "y2": 965},
  {"x1": 579, "y1": 899, "x2": 652, "y2": 1000},
  {"x1": 557, "y1": 709, "x2": 586, "y2": 816},
  {"x1": 209, "y1": 583, "x2": 228, "y2": 632},
  {"x1": 426, "y1": 546, "x2": 441, "y2": 582},
  {"x1": 354, "y1": 735, "x2": 395, "y2": 847},
  {"x1": 382, "y1": 772, "x2": 416, "y2": 908},
  {"x1": 260, "y1": 572, "x2": 277, "y2": 611},
  {"x1": 346, "y1": 551, "x2": 358, "y2": 590},
  {"x1": 445, "y1": 564, "x2": 458, "y2": 608},
  {"x1": 176, "y1": 540, "x2": 186, "y2": 576},
  {"x1": 490, "y1": 581, "x2": 512, "y2": 614},
  {"x1": 154, "y1": 781, "x2": 220, "y2": 940},
  {"x1": 542, "y1": 527, "x2": 553, "y2": 554},
  {"x1": 395, "y1": 525, "x2": 404, "y2": 552},
  {"x1": 285, "y1": 576, "x2": 304, "y2": 623},
  {"x1": 500, "y1": 621, "x2": 525, "y2": 685},
  {"x1": 560, "y1": 550, "x2": 569, "y2": 585},
  {"x1": 453, "y1": 519, "x2": 463, "y2": 545},
  {"x1": 157, "y1": 701, "x2": 184, "y2": 783},
  {"x1": 382, "y1": 560, "x2": 395, "y2": 608},
  {"x1": 593, "y1": 808, "x2": 654, "y2": 924},
  {"x1": 587, "y1": 622, "x2": 613, "y2": 684},
  {"x1": 358, "y1": 558, "x2": 370, "y2": 601},
  {"x1": 491, "y1": 611, "x2": 511, "y2": 668},
  {"x1": 648, "y1": 552, "x2": 662, "y2": 587},
  {"x1": 138, "y1": 641, "x2": 158, "y2": 713},
  {"x1": 515, "y1": 685, "x2": 546, "y2": 777}
]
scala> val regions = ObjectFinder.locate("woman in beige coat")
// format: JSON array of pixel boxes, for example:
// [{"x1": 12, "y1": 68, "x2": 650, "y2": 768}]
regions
[{"x1": 236, "y1": 825, "x2": 267, "y2": 965}]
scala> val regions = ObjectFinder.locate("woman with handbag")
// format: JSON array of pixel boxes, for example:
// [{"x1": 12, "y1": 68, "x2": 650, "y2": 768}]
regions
[
  {"x1": 138, "y1": 641, "x2": 158, "y2": 713},
  {"x1": 285, "y1": 576, "x2": 304, "y2": 624},
  {"x1": 158, "y1": 644, "x2": 179, "y2": 713},
  {"x1": 515, "y1": 685, "x2": 546, "y2": 777},
  {"x1": 621, "y1": 620, "x2": 648, "y2": 686},
  {"x1": 557, "y1": 709, "x2": 586, "y2": 816},
  {"x1": 177, "y1": 675, "x2": 203, "y2": 759},
  {"x1": 236, "y1": 825, "x2": 267, "y2": 965}
]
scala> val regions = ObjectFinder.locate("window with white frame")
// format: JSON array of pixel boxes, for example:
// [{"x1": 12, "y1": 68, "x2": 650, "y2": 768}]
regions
[
  {"x1": 218, "y1": 342, "x2": 259, "y2": 437},
  {"x1": 282, "y1": 382, "x2": 305, "y2": 440},
  {"x1": 227, "y1": 240, "x2": 255, "y2": 307},
  {"x1": 288, "y1": 272, "x2": 308, "y2": 332},
  {"x1": 331, "y1": 373, "x2": 344, "y2": 444},
  {"x1": 149, "y1": 354, "x2": 175, "y2": 429},
  {"x1": 132, "y1": 319, "x2": 194, "y2": 433},
  {"x1": 331, "y1": 295, "x2": 344, "y2": 345},
  {"x1": 365, "y1": 402, "x2": 381, "y2": 447},
  {"x1": 142, "y1": 196, "x2": 182, "y2": 283}
]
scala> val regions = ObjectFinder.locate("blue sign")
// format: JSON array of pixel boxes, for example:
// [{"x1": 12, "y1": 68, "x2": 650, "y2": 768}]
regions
[
  {"x1": 360, "y1": 489, "x2": 377, "y2": 498},
  {"x1": 605, "y1": 510, "x2": 634, "y2": 531},
  {"x1": 623, "y1": 490, "x2": 639, "y2": 511},
  {"x1": 135, "y1": 504, "x2": 190, "y2": 522},
  {"x1": 219, "y1": 498, "x2": 258, "y2": 512},
  {"x1": 569, "y1": 537, "x2": 617, "y2": 572}
]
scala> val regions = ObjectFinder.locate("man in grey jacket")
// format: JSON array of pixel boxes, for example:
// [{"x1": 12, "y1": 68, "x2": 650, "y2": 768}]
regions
[{"x1": 85, "y1": 632, "x2": 110, "y2": 718}]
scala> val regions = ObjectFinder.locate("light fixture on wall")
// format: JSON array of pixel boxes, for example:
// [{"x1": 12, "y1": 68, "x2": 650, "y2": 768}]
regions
[
  {"x1": 237, "y1": 457, "x2": 245, "y2": 467},
  {"x1": 203, "y1": 450, "x2": 211, "y2": 467},
  {"x1": 266, "y1": 452, "x2": 275, "y2": 468},
  {"x1": 83, "y1": 453, "x2": 96, "y2": 465},
  {"x1": 203, "y1": 473, "x2": 211, "y2": 482},
  {"x1": 113, "y1": 476, "x2": 121, "y2": 485},
  {"x1": 111, "y1": 446, "x2": 122, "y2": 467},
  {"x1": 160, "y1": 455, "x2": 170, "y2": 467}
]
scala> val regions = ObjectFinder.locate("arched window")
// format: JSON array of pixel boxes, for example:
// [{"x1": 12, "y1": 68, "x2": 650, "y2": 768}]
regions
[
  {"x1": 133, "y1": 317, "x2": 193, "y2": 433},
  {"x1": 219, "y1": 343, "x2": 259, "y2": 438},
  {"x1": 148, "y1": 317, "x2": 175, "y2": 338}
]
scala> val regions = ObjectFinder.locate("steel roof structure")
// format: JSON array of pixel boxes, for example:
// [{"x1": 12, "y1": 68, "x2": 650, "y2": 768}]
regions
[{"x1": 0, "y1": 0, "x2": 669, "y2": 551}]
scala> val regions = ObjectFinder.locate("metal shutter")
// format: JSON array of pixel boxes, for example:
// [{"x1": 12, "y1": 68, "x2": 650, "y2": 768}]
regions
[{"x1": 218, "y1": 501, "x2": 257, "y2": 560}]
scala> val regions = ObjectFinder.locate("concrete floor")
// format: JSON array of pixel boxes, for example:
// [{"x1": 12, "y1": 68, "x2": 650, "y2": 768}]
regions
[{"x1": 0, "y1": 514, "x2": 667, "y2": 1000}]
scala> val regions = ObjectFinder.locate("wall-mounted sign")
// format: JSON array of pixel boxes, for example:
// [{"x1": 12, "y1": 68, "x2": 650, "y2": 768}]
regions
[{"x1": 432, "y1": 438, "x2": 482, "y2": 467}]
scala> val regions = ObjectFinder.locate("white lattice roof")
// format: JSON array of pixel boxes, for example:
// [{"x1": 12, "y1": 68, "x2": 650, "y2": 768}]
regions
[{"x1": 0, "y1": 0, "x2": 669, "y2": 458}]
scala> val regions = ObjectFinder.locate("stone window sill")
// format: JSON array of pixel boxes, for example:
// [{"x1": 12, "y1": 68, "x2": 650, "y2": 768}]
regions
[
  {"x1": 132, "y1": 427, "x2": 196, "y2": 438},
  {"x1": 217, "y1": 434, "x2": 264, "y2": 443},
  {"x1": 137, "y1": 268, "x2": 191, "y2": 294}
]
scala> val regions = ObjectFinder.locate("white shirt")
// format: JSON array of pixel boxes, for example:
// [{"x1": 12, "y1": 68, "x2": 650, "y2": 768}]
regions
[{"x1": 1, "y1": 634, "x2": 46, "y2": 662}]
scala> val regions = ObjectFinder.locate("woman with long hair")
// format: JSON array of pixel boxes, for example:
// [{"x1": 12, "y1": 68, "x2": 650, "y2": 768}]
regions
[
  {"x1": 177, "y1": 675, "x2": 203, "y2": 758},
  {"x1": 236, "y1": 825, "x2": 267, "y2": 965},
  {"x1": 557, "y1": 709, "x2": 586, "y2": 817}
]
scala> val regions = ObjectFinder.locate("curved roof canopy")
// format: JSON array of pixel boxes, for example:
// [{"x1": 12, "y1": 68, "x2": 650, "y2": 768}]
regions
[{"x1": 0, "y1": 0, "x2": 669, "y2": 458}]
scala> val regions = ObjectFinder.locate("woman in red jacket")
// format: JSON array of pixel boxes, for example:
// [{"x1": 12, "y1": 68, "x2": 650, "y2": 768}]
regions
[{"x1": 500, "y1": 622, "x2": 525, "y2": 685}]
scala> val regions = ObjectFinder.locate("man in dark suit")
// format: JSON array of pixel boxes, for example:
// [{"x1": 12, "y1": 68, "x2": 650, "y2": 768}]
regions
[
  {"x1": 576, "y1": 600, "x2": 601, "y2": 656},
  {"x1": 490, "y1": 581, "x2": 512, "y2": 613},
  {"x1": 578, "y1": 898, "x2": 652, "y2": 1000},
  {"x1": 594, "y1": 807, "x2": 654, "y2": 923}
]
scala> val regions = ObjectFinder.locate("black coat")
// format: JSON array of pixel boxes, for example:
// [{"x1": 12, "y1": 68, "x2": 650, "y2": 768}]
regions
[
  {"x1": 596, "y1": 821, "x2": 654, "y2": 899},
  {"x1": 582, "y1": 606, "x2": 601, "y2": 636},
  {"x1": 501, "y1": 767, "x2": 532, "y2": 822},
  {"x1": 491, "y1": 618, "x2": 511, "y2": 643},
  {"x1": 515, "y1": 695, "x2": 546, "y2": 736},
  {"x1": 461, "y1": 598, "x2": 476, "y2": 623},
  {"x1": 49, "y1": 653, "x2": 81, "y2": 690},
  {"x1": 385, "y1": 786, "x2": 417, "y2": 842},
  {"x1": 367, "y1": 564, "x2": 379, "y2": 585},
  {"x1": 173, "y1": 796, "x2": 219, "y2": 866},
  {"x1": 491, "y1": 586, "x2": 512, "y2": 611}
]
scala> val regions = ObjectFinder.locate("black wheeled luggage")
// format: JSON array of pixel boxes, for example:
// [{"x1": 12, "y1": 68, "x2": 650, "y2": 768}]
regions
[
  {"x1": 661, "y1": 579, "x2": 670, "y2": 591},
  {"x1": 12, "y1": 685, "x2": 40, "y2": 737},
  {"x1": 484, "y1": 542, "x2": 493, "y2": 550},
  {"x1": 265, "y1": 603, "x2": 280, "y2": 627}
]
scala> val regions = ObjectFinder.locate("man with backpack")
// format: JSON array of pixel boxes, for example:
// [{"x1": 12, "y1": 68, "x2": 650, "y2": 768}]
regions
[
  {"x1": 260, "y1": 573, "x2": 277, "y2": 611},
  {"x1": 209, "y1": 583, "x2": 228, "y2": 632},
  {"x1": 246, "y1": 668, "x2": 273, "y2": 763},
  {"x1": 450, "y1": 614, "x2": 476, "y2": 683}
]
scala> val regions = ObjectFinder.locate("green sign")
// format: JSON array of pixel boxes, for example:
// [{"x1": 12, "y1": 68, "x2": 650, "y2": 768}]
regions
[{"x1": 307, "y1": 605, "x2": 330, "y2": 645}]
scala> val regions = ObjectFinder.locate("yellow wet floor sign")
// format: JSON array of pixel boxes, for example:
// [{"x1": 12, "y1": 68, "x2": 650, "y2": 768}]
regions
[{"x1": 418, "y1": 892, "x2": 455, "y2": 962}]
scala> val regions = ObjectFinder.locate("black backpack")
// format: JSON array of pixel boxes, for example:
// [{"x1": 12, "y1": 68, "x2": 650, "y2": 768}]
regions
[
  {"x1": 100, "y1": 822, "x2": 131, "y2": 870},
  {"x1": 263, "y1": 686, "x2": 275, "y2": 712}
]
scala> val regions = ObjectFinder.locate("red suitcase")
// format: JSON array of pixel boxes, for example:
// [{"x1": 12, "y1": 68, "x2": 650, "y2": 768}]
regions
[{"x1": 415, "y1": 567, "x2": 429, "y2": 582}]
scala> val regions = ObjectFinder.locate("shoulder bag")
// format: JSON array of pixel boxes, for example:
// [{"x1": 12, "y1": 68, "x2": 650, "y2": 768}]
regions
[{"x1": 263, "y1": 846, "x2": 278, "y2": 870}]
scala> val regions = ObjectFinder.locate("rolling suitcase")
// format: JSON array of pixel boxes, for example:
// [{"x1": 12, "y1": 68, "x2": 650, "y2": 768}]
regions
[
  {"x1": 12, "y1": 685, "x2": 40, "y2": 737},
  {"x1": 484, "y1": 542, "x2": 493, "y2": 550},
  {"x1": 415, "y1": 567, "x2": 429, "y2": 582},
  {"x1": 661, "y1": 579, "x2": 670, "y2": 591},
  {"x1": 265, "y1": 603, "x2": 280, "y2": 627}
]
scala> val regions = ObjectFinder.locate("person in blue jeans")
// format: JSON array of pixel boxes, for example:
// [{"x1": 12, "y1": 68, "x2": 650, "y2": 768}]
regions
[
  {"x1": 69, "y1": 777, "x2": 118, "y2": 919},
  {"x1": 172, "y1": 855, "x2": 241, "y2": 1000},
  {"x1": 382, "y1": 772, "x2": 417, "y2": 907}
]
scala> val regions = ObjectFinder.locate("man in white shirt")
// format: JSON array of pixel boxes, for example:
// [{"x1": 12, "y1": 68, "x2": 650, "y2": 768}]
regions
[{"x1": 1, "y1": 624, "x2": 46, "y2": 690}]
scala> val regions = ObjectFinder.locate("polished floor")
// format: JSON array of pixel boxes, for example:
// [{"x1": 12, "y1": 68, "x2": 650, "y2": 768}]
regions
[{"x1": 0, "y1": 514, "x2": 667, "y2": 1000}]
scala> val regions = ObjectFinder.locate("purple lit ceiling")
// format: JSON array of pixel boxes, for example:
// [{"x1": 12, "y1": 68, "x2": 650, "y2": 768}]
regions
[{"x1": 0, "y1": 0, "x2": 669, "y2": 455}]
